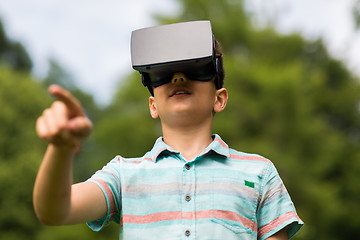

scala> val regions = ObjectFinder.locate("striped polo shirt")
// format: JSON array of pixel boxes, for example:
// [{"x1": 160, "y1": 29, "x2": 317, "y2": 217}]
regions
[{"x1": 87, "y1": 134, "x2": 303, "y2": 239}]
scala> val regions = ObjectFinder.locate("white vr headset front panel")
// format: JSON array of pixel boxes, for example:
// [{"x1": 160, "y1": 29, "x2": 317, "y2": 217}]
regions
[{"x1": 131, "y1": 21, "x2": 214, "y2": 72}]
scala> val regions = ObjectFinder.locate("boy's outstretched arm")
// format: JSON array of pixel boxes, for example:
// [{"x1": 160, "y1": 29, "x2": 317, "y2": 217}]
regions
[{"x1": 33, "y1": 85, "x2": 107, "y2": 225}]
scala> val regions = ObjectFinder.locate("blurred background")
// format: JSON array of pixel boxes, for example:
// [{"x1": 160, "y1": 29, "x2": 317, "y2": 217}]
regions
[{"x1": 0, "y1": 0, "x2": 359, "y2": 239}]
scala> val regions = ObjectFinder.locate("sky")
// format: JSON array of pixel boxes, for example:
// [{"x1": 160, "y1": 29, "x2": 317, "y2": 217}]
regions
[{"x1": 0, "y1": 0, "x2": 359, "y2": 105}]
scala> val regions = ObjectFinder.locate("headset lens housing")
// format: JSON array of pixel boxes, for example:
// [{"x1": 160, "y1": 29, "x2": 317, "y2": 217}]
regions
[{"x1": 146, "y1": 61, "x2": 216, "y2": 87}]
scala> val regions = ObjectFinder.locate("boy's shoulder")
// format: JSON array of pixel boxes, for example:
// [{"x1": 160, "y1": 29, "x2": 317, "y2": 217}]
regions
[
  {"x1": 215, "y1": 147, "x2": 276, "y2": 178},
  {"x1": 212, "y1": 134, "x2": 274, "y2": 166}
]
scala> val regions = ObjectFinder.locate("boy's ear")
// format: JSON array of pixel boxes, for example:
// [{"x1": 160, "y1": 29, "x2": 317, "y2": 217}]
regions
[
  {"x1": 149, "y1": 96, "x2": 159, "y2": 119},
  {"x1": 214, "y1": 88, "x2": 228, "y2": 113}
]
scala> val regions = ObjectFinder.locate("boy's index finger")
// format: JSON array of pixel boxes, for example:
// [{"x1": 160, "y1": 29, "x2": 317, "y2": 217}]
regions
[{"x1": 48, "y1": 85, "x2": 85, "y2": 117}]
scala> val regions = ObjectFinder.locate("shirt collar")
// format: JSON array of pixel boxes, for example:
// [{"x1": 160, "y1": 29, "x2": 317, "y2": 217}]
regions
[
  {"x1": 202, "y1": 134, "x2": 230, "y2": 158},
  {"x1": 147, "y1": 137, "x2": 179, "y2": 162},
  {"x1": 148, "y1": 134, "x2": 230, "y2": 163}
]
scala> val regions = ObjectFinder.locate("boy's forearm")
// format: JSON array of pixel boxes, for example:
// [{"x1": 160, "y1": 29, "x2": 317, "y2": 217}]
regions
[{"x1": 33, "y1": 144, "x2": 76, "y2": 225}]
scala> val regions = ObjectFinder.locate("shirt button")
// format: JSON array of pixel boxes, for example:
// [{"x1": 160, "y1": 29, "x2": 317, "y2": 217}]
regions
[
  {"x1": 185, "y1": 195, "x2": 191, "y2": 202},
  {"x1": 185, "y1": 164, "x2": 191, "y2": 170},
  {"x1": 185, "y1": 230, "x2": 191, "y2": 236}
]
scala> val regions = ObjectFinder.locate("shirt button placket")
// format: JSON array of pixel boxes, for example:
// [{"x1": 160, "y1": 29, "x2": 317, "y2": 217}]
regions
[{"x1": 182, "y1": 162, "x2": 195, "y2": 239}]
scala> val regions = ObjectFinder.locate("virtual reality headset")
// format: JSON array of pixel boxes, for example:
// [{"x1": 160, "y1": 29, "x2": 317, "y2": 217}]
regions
[{"x1": 131, "y1": 21, "x2": 222, "y2": 95}]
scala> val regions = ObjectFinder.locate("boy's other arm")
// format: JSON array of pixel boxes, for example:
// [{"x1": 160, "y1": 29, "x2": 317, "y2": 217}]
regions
[{"x1": 33, "y1": 85, "x2": 107, "y2": 225}]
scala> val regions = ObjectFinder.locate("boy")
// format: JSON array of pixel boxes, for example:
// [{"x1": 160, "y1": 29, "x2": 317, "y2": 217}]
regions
[{"x1": 33, "y1": 21, "x2": 303, "y2": 239}]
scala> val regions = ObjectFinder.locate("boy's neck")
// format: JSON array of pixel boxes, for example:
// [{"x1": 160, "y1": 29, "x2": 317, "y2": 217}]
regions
[{"x1": 161, "y1": 122, "x2": 213, "y2": 162}]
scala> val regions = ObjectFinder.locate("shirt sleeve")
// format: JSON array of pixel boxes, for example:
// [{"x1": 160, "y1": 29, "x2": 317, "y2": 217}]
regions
[
  {"x1": 86, "y1": 156, "x2": 122, "y2": 231},
  {"x1": 257, "y1": 163, "x2": 304, "y2": 240}
]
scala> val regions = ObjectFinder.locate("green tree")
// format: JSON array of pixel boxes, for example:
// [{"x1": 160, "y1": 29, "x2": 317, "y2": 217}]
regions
[
  {"x1": 0, "y1": 17, "x2": 115, "y2": 239},
  {"x1": 92, "y1": 72, "x2": 160, "y2": 163},
  {"x1": 0, "y1": 65, "x2": 50, "y2": 239},
  {"x1": 0, "y1": 18, "x2": 46, "y2": 240},
  {"x1": 0, "y1": 19, "x2": 32, "y2": 71},
  {"x1": 43, "y1": 58, "x2": 76, "y2": 90}
]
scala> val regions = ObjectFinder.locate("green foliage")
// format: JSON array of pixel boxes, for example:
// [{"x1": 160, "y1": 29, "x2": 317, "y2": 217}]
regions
[
  {"x1": 0, "y1": 20, "x2": 32, "y2": 71},
  {"x1": 43, "y1": 58, "x2": 76, "y2": 90},
  {"x1": 92, "y1": 72, "x2": 160, "y2": 162},
  {"x1": 0, "y1": 65, "x2": 50, "y2": 239},
  {"x1": 42, "y1": 58, "x2": 100, "y2": 123},
  {"x1": 36, "y1": 223, "x2": 118, "y2": 240}
]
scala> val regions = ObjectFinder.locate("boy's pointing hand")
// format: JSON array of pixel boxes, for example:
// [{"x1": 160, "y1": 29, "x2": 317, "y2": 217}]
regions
[{"x1": 36, "y1": 85, "x2": 93, "y2": 151}]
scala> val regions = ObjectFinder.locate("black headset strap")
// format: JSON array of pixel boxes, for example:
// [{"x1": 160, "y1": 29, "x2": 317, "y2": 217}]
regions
[
  {"x1": 141, "y1": 73, "x2": 154, "y2": 96},
  {"x1": 214, "y1": 57, "x2": 221, "y2": 89}
]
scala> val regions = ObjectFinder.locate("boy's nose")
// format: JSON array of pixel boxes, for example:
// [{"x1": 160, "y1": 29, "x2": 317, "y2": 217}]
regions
[{"x1": 171, "y1": 72, "x2": 188, "y2": 84}]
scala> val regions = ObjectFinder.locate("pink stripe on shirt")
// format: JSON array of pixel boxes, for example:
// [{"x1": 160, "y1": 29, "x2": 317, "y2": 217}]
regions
[
  {"x1": 93, "y1": 179, "x2": 117, "y2": 214},
  {"x1": 230, "y1": 154, "x2": 271, "y2": 163},
  {"x1": 258, "y1": 211, "x2": 300, "y2": 238},
  {"x1": 123, "y1": 209, "x2": 257, "y2": 231},
  {"x1": 215, "y1": 137, "x2": 229, "y2": 149}
]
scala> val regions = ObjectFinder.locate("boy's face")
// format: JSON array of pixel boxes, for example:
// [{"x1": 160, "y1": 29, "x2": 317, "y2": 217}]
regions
[{"x1": 149, "y1": 72, "x2": 228, "y2": 126}]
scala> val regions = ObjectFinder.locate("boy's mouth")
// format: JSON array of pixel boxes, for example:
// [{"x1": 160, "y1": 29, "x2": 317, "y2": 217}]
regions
[{"x1": 169, "y1": 88, "x2": 191, "y2": 97}]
